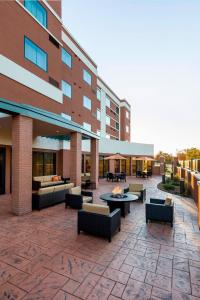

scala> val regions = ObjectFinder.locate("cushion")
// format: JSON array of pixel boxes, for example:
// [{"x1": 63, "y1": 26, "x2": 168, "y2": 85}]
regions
[
  {"x1": 70, "y1": 186, "x2": 81, "y2": 195},
  {"x1": 82, "y1": 196, "x2": 93, "y2": 203},
  {"x1": 52, "y1": 176, "x2": 59, "y2": 182},
  {"x1": 127, "y1": 191, "x2": 141, "y2": 196},
  {"x1": 82, "y1": 203, "x2": 110, "y2": 216},
  {"x1": 37, "y1": 186, "x2": 54, "y2": 195},
  {"x1": 165, "y1": 197, "x2": 172, "y2": 206},
  {"x1": 65, "y1": 183, "x2": 74, "y2": 190},
  {"x1": 54, "y1": 185, "x2": 66, "y2": 192},
  {"x1": 129, "y1": 184, "x2": 143, "y2": 192},
  {"x1": 40, "y1": 181, "x2": 64, "y2": 187}
]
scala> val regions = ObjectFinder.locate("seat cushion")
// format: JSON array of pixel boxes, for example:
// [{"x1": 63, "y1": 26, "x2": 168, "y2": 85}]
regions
[
  {"x1": 40, "y1": 181, "x2": 64, "y2": 187},
  {"x1": 127, "y1": 191, "x2": 141, "y2": 196},
  {"x1": 54, "y1": 185, "x2": 66, "y2": 192},
  {"x1": 65, "y1": 183, "x2": 74, "y2": 190},
  {"x1": 70, "y1": 186, "x2": 81, "y2": 195},
  {"x1": 82, "y1": 196, "x2": 93, "y2": 203},
  {"x1": 165, "y1": 197, "x2": 172, "y2": 206},
  {"x1": 82, "y1": 203, "x2": 110, "y2": 216},
  {"x1": 129, "y1": 184, "x2": 143, "y2": 192},
  {"x1": 37, "y1": 186, "x2": 54, "y2": 195}
]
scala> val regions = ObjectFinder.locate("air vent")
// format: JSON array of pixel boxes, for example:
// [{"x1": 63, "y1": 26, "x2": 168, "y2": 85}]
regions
[
  {"x1": 49, "y1": 34, "x2": 60, "y2": 48},
  {"x1": 49, "y1": 77, "x2": 59, "y2": 88}
]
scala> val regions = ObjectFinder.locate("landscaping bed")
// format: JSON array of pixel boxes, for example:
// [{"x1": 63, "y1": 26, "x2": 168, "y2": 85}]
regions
[{"x1": 157, "y1": 176, "x2": 191, "y2": 197}]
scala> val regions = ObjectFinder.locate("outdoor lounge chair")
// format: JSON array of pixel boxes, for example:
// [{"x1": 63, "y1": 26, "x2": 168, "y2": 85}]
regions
[
  {"x1": 65, "y1": 186, "x2": 93, "y2": 209},
  {"x1": 145, "y1": 198, "x2": 174, "y2": 227},
  {"x1": 78, "y1": 203, "x2": 121, "y2": 242},
  {"x1": 124, "y1": 183, "x2": 146, "y2": 202}
]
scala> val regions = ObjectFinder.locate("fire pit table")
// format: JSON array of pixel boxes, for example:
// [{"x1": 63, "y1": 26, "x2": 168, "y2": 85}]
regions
[{"x1": 100, "y1": 193, "x2": 138, "y2": 217}]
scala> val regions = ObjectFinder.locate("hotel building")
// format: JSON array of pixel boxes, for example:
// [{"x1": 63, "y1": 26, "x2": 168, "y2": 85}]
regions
[{"x1": 0, "y1": 0, "x2": 153, "y2": 215}]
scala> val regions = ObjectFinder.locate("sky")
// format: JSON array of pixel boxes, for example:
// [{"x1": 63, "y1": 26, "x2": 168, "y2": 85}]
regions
[{"x1": 62, "y1": 0, "x2": 200, "y2": 155}]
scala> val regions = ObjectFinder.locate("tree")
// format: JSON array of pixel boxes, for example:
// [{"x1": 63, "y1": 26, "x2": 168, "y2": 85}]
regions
[
  {"x1": 177, "y1": 148, "x2": 200, "y2": 160},
  {"x1": 155, "y1": 151, "x2": 173, "y2": 163}
]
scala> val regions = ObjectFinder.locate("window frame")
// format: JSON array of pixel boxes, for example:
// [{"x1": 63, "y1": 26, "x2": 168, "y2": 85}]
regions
[
  {"x1": 83, "y1": 95, "x2": 92, "y2": 111},
  {"x1": 24, "y1": 0, "x2": 47, "y2": 28},
  {"x1": 83, "y1": 69, "x2": 92, "y2": 86},
  {"x1": 106, "y1": 115, "x2": 110, "y2": 126},
  {"x1": 83, "y1": 122, "x2": 92, "y2": 132},
  {"x1": 62, "y1": 80, "x2": 72, "y2": 99},
  {"x1": 24, "y1": 36, "x2": 48, "y2": 72},
  {"x1": 62, "y1": 48, "x2": 72, "y2": 69},
  {"x1": 97, "y1": 88, "x2": 101, "y2": 101}
]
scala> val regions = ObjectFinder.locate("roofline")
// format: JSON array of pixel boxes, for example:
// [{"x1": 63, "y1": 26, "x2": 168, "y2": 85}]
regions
[
  {"x1": 97, "y1": 76, "x2": 121, "y2": 101},
  {"x1": 62, "y1": 24, "x2": 97, "y2": 68}
]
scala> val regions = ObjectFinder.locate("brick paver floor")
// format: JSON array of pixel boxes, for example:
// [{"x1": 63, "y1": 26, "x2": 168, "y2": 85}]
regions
[{"x1": 0, "y1": 176, "x2": 200, "y2": 299}]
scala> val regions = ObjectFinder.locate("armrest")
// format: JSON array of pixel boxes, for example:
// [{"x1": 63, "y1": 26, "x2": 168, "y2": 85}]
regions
[
  {"x1": 81, "y1": 191, "x2": 93, "y2": 197},
  {"x1": 124, "y1": 187, "x2": 129, "y2": 193},
  {"x1": 32, "y1": 180, "x2": 41, "y2": 190},
  {"x1": 109, "y1": 208, "x2": 121, "y2": 218}
]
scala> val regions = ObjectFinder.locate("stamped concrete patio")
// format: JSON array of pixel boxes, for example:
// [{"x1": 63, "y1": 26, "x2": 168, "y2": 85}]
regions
[{"x1": 0, "y1": 176, "x2": 200, "y2": 300}]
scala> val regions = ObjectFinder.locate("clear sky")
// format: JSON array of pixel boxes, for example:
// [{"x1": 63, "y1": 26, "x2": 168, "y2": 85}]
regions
[{"x1": 62, "y1": 0, "x2": 200, "y2": 155}]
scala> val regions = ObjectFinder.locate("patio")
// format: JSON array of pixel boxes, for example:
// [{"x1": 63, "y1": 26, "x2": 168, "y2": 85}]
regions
[{"x1": 0, "y1": 176, "x2": 200, "y2": 300}]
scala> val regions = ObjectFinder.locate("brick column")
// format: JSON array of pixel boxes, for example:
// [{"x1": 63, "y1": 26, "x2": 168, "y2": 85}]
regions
[
  {"x1": 90, "y1": 138, "x2": 99, "y2": 189},
  {"x1": 70, "y1": 132, "x2": 82, "y2": 186},
  {"x1": 12, "y1": 115, "x2": 33, "y2": 215},
  {"x1": 57, "y1": 149, "x2": 71, "y2": 178},
  {"x1": 130, "y1": 157, "x2": 133, "y2": 176}
]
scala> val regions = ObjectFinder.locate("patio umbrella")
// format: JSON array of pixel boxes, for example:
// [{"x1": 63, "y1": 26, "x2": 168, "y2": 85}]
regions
[
  {"x1": 134, "y1": 156, "x2": 155, "y2": 161},
  {"x1": 104, "y1": 153, "x2": 126, "y2": 160}
]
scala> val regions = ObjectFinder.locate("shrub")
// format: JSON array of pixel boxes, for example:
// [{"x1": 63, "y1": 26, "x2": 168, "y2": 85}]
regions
[{"x1": 163, "y1": 183, "x2": 175, "y2": 191}]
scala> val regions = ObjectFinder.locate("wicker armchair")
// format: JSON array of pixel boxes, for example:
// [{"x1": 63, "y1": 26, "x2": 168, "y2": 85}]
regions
[
  {"x1": 65, "y1": 186, "x2": 93, "y2": 209},
  {"x1": 146, "y1": 198, "x2": 174, "y2": 227}
]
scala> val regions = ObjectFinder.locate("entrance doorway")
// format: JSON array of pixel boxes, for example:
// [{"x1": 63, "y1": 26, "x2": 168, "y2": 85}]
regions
[{"x1": 0, "y1": 147, "x2": 5, "y2": 195}]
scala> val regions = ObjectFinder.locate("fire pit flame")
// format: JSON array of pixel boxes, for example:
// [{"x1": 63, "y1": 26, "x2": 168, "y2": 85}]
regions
[
  {"x1": 112, "y1": 186, "x2": 122, "y2": 195},
  {"x1": 111, "y1": 186, "x2": 127, "y2": 199}
]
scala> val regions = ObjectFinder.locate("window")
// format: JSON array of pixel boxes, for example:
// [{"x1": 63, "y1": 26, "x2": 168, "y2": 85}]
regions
[
  {"x1": 24, "y1": 0, "x2": 47, "y2": 27},
  {"x1": 97, "y1": 88, "x2": 101, "y2": 101},
  {"x1": 61, "y1": 113, "x2": 71, "y2": 121},
  {"x1": 106, "y1": 134, "x2": 110, "y2": 139},
  {"x1": 83, "y1": 122, "x2": 91, "y2": 131},
  {"x1": 116, "y1": 122, "x2": 119, "y2": 130},
  {"x1": 83, "y1": 96, "x2": 91, "y2": 110},
  {"x1": 24, "y1": 37, "x2": 47, "y2": 71},
  {"x1": 126, "y1": 125, "x2": 129, "y2": 133},
  {"x1": 126, "y1": 111, "x2": 129, "y2": 119},
  {"x1": 62, "y1": 80, "x2": 72, "y2": 98},
  {"x1": 106, "y1": 115, "x2": 110, "y2": 126},
  {"x1": 116, "y1": 106, "x2": 119, "y2": 114},
  {"x1": 106, "y1": 95, "x2": 110, "y2": 108},
  {"x1": 33, "y1": 152, "x2": 56, "y2": 176},
  {"x1": 96, "y1": 109, "x2": 101, "y2": 121},
  {"x1": 83, "y1": 69, "x2": 92, "y2": 85},
  {"x1": 62, "y1": 48, "x2": 72, "y2": 68}
]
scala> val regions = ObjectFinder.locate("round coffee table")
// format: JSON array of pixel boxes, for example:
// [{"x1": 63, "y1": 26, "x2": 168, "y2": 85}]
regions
[{"x1": 100, "y1": 193, "x2": 138, "y2": 217}]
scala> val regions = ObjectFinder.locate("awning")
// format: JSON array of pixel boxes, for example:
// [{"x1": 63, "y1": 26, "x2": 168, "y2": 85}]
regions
[{"x1": 0, "y1": 98, "x2": 99, "y2": 140}]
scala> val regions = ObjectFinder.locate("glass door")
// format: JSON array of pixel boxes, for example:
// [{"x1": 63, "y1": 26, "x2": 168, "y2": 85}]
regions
[{"x1": 0, "y1": 147, "x2": 5, "y2": 195}]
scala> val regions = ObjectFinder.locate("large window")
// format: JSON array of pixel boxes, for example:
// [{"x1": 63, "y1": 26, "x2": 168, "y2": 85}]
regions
[
  {"x1": 106, "y1": 115, "x2": 110, "y2": 126},
  {"x1": 62, "y1": 48, "x2": 72, "y2": 68},
  {"x1": 24, "y1": 37, "x2": 47, "y2": 71},
  {"x1": 97, "y1": 88, "x2": 101, "y2": 101},
  {"x1": 62, "y1": 80, "x2": 72, "y2": 98},
  {"x1": 24, "y1": 0, "x2": 47, "y2": 27},
  {"x1": 33, "y1": 152, "x2": 56, "y2": 176},
  {"x1": 83, "y1": 96, "x2": 91, "y2": 110},
  {"x1": 116, "y1": 122, "x2": 119, "y2": 130},
  {"x1": 83, "y1": 69, "x2": 92, "y2": 85},
  {"x1": 106, "y1": 95, "x2": 110, "y2": 108},
  {"x1": 96, "y1": 109, "x2": 101, "y2": 121},
  {"x1": 83, "y1": 122, "x2": 92, "y2": 131}
]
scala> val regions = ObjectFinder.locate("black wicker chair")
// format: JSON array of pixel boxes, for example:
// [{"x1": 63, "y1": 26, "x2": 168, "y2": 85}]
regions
[
  {"x1": 124, "y1": 184, "x2": 146, "y2": 202},
  {"x1": 65, "y1": 190, "x2": 93, "y2": 209},
  {"x1": 146, "y1": 198, "x2": 174, "y2": 227},
  {"x1": 78, "y1": 208, "x2": 121, "y2": 242}
]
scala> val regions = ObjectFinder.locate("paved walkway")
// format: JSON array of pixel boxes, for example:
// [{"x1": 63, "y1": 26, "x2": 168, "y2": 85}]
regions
[{"x1": 0, "y1": 176, "x2": 200, "y2": 299}]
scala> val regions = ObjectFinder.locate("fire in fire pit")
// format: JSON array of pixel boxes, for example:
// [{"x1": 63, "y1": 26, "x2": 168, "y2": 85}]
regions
[{"x1": 111, "y1": 186, "x2": 127, "y2": 199}]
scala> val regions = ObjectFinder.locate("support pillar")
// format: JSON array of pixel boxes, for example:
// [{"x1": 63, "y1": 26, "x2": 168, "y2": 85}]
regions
[
  {"x1": 5, "y1": 146, "x2": 11, "y2": 194},
  {"x1": 90, "y1": 138, "x2": 99, "y2": 189},
  {"x1": 109, "y1": 160, "x2": 115, "y2": 173},
  {"x1": 130, "y1": 157, "x2": 133, "y2": 176},
  {"x1": 70, "y1": 132, "x2": 82, "y2": 186},
  {"x1": 12, "y1": 115, "x2": 33, "y2": 215},
  {"x1": 57, "y1": 149, "x2": 71, "y2": 178}
]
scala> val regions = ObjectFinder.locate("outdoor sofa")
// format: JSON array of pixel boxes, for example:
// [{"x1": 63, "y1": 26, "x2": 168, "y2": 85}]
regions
[
  {"x1": 78, "y1": 203, "x2": 121, "y2": 242},
  {"x1": 65, "y1": 186, "x2": 93, "y2": 209},
  {"x1": 124, "y1": 183, "x2": 146, "y2": 202},
  {"x1": 145, "y1": 198, "x2": 174, "y2": 227},
  {"x1": 32, "y1": 183, "x2": 74, "y2": 210},
  {"x1": 32, "y1": 175, "x2": 65, "y2": 190}
]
